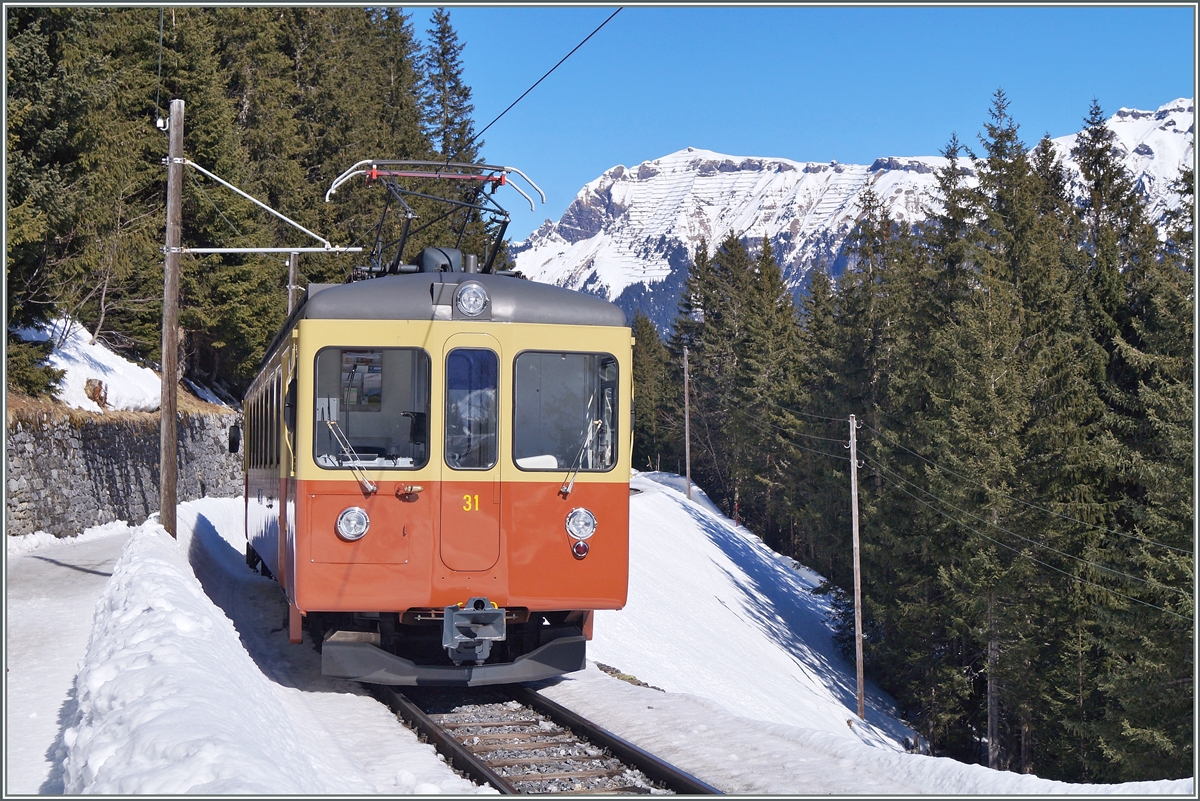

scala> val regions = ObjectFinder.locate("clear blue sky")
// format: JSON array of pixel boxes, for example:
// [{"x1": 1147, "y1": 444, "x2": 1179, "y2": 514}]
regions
[{"x1": 414, "y1": 5, "x2": 1196, "y2": 242}]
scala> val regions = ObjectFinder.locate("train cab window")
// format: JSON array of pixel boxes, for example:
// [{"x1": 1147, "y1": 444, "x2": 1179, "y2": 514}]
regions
[
  {"x1": 313, "y1": 347, "x2": 431, "y2": 470},
  {"x1": 445, "y1": 348, "x2": 498, "y2": 470},
  {"x1": 513, "y1": 352, "x2": 618, "y2": 472}
]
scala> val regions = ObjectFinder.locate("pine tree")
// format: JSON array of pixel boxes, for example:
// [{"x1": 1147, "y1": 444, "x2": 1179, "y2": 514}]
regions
[
  {"x1": 5, "y1": 7, "x2": 93, "y2": 394},
  {"x1": 420, "y1": 7, "x2": 477, "y2": 163},
  {"x1": 733, "y1": 237, "x2": 803, "y2": 545},
  {"x1": 631, "y1": 310, "x2": 674, "y2": 472},
  {"x1": 1080, "y1": 162, "x2": 1195, "y2": 782},
  {"x1": 793, "y1": 264, "x2": 849, "y2": 578}
]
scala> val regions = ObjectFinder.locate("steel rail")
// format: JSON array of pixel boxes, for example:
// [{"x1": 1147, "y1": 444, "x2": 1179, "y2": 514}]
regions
[
  {"x1": 510, "y1": 685, "x2": 723, "y2": 795},
  {"x1": 367, "y1": 684, "x2": 520, "y2": 794},
  {"x1": 370, "y1": 681, "x2": 721, "y2": 795}
]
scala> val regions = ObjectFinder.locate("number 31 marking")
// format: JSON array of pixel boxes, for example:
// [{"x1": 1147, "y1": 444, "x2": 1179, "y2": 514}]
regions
[{"x1": 462, "y1": 494, "x2": 480, "y2": 512}]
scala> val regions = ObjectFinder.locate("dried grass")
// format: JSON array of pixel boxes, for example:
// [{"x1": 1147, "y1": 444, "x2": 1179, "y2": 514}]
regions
[{"x1": 6, "y1": 384, "x2": 237, "y2": 428}]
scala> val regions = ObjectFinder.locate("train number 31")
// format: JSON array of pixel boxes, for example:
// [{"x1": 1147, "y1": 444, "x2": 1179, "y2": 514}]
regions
[{"x1": 462, "y1": 494, "x2": 480, "y2": 512}]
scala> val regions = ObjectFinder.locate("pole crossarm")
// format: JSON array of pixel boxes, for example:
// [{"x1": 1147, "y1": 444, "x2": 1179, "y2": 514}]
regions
[
  {"x1": 176, "y1": 158, "x2": 346, "y2": 251},
  {"x1": 173, "y1": 247, "x2": 363, "y2": 254}
]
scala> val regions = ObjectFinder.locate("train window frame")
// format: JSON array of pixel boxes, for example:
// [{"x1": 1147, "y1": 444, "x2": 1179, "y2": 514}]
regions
[
  {"x1": 311, "y1": 346, "x2": 432, "y2": 472},
  {"x1": 443, "y1": 347, "x2": 499, "y2": 472},
  {"x1": 510, "y1": 349, "x2": 619, "y2": 474}
]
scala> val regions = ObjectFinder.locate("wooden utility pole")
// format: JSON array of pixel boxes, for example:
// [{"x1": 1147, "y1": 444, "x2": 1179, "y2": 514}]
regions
[
  {"x1": 683, "y1": 346, "x2": 692, "y2": 501},
  {"x1": 849, "y1": 413, "x2": 865, "y2": 719},
  {"x1": 160, "y1": 98, "x2": 184, "y2": 538},
  {"x1": 287, "y1": 251, "x2": 299, "y2": 314}
]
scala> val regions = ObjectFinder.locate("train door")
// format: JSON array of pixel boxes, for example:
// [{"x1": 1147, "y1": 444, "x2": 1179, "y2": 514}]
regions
[{"x1": 439, "y1": 333, "x2": 502, "y2": 571}]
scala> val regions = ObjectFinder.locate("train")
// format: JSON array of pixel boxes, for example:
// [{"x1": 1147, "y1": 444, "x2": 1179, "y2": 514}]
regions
[{"x1": 235, "y1": 161, "x2": 632, "y2": 686}]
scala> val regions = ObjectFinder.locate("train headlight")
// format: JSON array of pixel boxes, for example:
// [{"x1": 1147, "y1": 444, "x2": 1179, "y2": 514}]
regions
[
  {"x1": 336, "y1": 507, "x2": 370, "y2": 541},
  {"x1": 565, "y1": 508, "x2": 597, "y2": 540},
  {"x1": 455, "y1": 282, "x2": 489, "y2": 317}
]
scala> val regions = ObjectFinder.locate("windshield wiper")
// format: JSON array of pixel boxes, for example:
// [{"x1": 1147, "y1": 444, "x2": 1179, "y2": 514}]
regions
[
  {"x1": 559, "y1": 419, "x2": 601, "y2": 499},
  {"x1": 326, "y1": 419, "x2": 377, "y2": 495}
]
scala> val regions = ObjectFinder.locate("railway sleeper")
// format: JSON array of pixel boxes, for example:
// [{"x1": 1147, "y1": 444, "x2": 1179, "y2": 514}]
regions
[
  {"x1": 467, "y1": 738, "x2": 579, "y2": 753},
  {"x1": 508, "y1": 769, "x2": 626, "y2": 782}
]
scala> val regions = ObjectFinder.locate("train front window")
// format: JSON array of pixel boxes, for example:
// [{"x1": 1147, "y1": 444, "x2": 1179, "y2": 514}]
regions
[
  {"x1": 513, "y1": 352, "x2": 618, "y2": 472},
  {"x1": 313, "y1": 347, "x2": 430, "y2": 470},
  {"x1": 445, "y1": 348, "x2": 498, "y2": 470}
]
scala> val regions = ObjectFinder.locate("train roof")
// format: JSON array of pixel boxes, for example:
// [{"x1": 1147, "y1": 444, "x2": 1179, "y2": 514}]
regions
[
  {"x1": 301, "y1": 273, "x2": 627, "y2": 326},
  {"x1": 259, "y1": 274, "x2": 627, "y2": 369}
]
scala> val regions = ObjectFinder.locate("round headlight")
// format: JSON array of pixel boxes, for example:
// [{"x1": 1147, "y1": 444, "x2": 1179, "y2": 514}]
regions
[
  {"x1": 456, "y1": 282, "x2": 489, "y2": 317},
  {"x1": 336, "y1": 507, "x2": 370, "y2": 541},
  {"x1": 565, "y1": 508, "x2": 597, "y2": 540}
]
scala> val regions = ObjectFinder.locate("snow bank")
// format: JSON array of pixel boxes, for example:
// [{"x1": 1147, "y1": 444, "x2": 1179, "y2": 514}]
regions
[
  {"x1": 15, "y1": 319, "x2": 162, "y2": 412},
  {"x1": 593, "y1": 472, "x2": 912, "y2": 748},
  {"x1": 6, "y1": 520, "x2": 131, "y2": 555},
  {"x1": 60, "y1": 519, "x2": 358, "y2": 794}
]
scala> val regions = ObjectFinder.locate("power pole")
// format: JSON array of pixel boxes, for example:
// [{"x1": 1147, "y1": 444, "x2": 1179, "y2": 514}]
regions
[
  {"x1": 849, "y1": 413, "x2": 864, "y2": 720},
  {"x1": 683, "y1": 346, "x2": 692, "y2": 501},
  {"x1": 287, "y1": 251, "x2": 299, "y2": 314},
  {"x1": 160, "y1": 98, "x2": 184, "y2": 539}
]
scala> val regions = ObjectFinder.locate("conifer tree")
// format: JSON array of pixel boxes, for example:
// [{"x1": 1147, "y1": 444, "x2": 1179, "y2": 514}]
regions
[
  {"x1": 733, "y1": 237, "x2": 803, "y2": 545},
  {"x1": 792, "y1": 264, "x2": 849, "y2": 577},
  {"x1": 631, "y1": 310, "x2": 673, "y2": 471},
  {"x1": 420, "y1": 7, "x2": 478, "y2": 163},
  {"x1": 690, "y1": 233, "x2": 757, "y2": 511},
  {"x1": 5, "y1": 7, "x2": 92, "y2": 394}
]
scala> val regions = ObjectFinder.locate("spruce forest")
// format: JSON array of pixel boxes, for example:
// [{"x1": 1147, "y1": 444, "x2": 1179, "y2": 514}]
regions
[
  {"x1": 6, "y1": 6, "x2": 1193, "y2": 785},
  {"x1": 8, "y1": 6, "x2": 490, "y2": 400},
  {"x1": 633, "y1": 97, "x2": 1194, "y2": 781}
]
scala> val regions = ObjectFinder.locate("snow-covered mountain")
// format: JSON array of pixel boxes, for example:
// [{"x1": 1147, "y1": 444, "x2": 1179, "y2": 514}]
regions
[{"x1": 512, "y1": 99, "x2": 1194, "y2": 331}]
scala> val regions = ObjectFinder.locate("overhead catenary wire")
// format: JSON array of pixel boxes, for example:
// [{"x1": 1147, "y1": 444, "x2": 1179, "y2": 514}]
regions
[
  {"x1": 712, "y1": 400, "x2": 1189, "y2": 598},
  {"x1": 153, "y1": 8, "x2": 165, "y2": 122},
  {"x1": 860, "y1": 419, "x2": 1191, "y2": 556},
  {"x1": 186, "y1": 170, "x2": 253, "y2": 248},
  {"x1": 446, "y1": 7, "x2": 623, "y2": 165},
  {"x1": 867, "y1": 464, "x2": 1191, "y2": 622},
  {"x1": 858, "y1": 449, "x2": 1192, "y2": 602},
  {"x1": 683, "y1": 397, "x2": 1189, "y2": 619},
  {"x1": 722, "y1": 408, "x2": 849, "y2": 461}
]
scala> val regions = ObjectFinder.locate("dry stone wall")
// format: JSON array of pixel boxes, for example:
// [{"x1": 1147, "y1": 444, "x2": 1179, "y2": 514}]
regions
[{"x1": 6, "y1": 409, "x2": 244, "y2": 538}]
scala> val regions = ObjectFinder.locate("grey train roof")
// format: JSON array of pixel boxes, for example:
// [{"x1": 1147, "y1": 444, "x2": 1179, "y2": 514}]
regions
[
  {"x1": 256, "y1": 273, "x2": 628, "y2": 371},
  {"x1": 300, "y1": 274, "x2": 628, "y2": 327}
]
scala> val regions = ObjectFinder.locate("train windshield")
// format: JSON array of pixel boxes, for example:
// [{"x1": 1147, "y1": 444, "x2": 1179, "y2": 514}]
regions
[
  {"x1": 444, "y1": 348, "x2": 498, "y2": 470},
  {"x1": 513, "y1": 352, "x2": 618, "y2": 472},
  {"x1": 313, "y1": 347, "x2": 431, "y2": 469}
]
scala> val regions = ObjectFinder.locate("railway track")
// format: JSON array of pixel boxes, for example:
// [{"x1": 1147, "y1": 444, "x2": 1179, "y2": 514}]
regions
[{"x1": 368, "y1": 683, "x2": 721, "y2": 795}]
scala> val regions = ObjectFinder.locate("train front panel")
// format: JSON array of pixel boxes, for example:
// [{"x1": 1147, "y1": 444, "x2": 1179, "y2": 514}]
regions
[{"x1": 286, "y1": 317, "x2": 632, "y2": 620}]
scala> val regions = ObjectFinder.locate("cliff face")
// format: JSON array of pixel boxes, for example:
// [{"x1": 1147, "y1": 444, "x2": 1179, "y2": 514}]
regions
[{"x1": 513, "y1": 99, "x2": 1194, "y2": 331}]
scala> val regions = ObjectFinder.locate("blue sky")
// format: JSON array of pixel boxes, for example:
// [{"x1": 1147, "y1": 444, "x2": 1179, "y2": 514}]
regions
[{"x1": 415, "y1": 5, "x2": 1195, "y2": 242}]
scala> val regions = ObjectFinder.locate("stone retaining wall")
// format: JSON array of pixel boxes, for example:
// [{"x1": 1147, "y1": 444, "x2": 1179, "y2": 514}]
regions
[{"x1": 6, "y1": 409, "x2": 244, "y2": 538}]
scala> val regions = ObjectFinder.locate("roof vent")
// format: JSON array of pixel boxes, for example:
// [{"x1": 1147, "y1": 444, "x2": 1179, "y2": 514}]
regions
[{"x1": 420, "y1": 247, "x2": 462, "y2": 273}]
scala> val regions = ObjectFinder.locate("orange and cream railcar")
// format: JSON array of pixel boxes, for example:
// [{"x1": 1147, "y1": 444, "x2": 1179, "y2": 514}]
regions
[{"x1": 240, "y1": 250, "x2": 632, "y2": 685}]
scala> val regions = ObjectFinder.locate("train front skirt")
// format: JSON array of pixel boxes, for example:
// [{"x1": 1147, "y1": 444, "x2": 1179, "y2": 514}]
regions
[{"x1": 321, "y1": 630, "x2": 587, "y2": 686}]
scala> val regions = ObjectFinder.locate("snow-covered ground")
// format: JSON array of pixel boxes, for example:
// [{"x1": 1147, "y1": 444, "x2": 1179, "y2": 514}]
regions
[
  {"x1": 13, "y1": 319, "x2": 164, "y2": 412},
  {"x1": 5, "y1": 479, "x2": 1192, "y2": 794},
  {"x1": 12, "y1": 317, "x2": 229, "y2": 411}
]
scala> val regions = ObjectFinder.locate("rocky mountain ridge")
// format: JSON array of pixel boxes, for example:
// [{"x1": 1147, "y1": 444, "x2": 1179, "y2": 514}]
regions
[{"x1": 512, "y1": 98, "x2": 1194, "y2": 331}]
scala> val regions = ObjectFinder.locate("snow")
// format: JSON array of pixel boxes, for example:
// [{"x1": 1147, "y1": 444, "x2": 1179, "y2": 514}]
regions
[
  {"x1": 13, "y1": 318, "x2": 164, "y2": 412},
  {"x1": 11, "y1": 317, "x2": 232, "y2": 412},
  {"x1": 6, "y1": 483, "x2": 1193, "y2": 794}
]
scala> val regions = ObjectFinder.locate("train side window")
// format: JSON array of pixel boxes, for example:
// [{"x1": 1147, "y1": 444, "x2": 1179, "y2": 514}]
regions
[
  {"x1": 444, "y1": 349, "x2": 498, "y2": 470},
  {"x1": 512, "y1": 352, "x2": 617, "y2": 472},
  {"x1": 250, "y1": 392, "x2": 259, "y2": 470},
  {"x1": 269, "y1": 375, "x2": 277, "y2": 469},
  {"x1": 312, "y1": 347, "x2": 431, "y2": 470}
]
